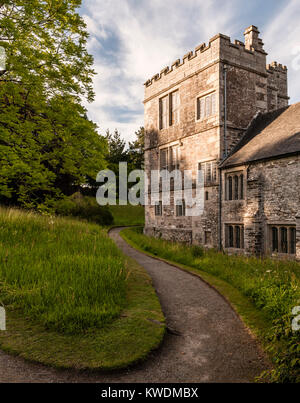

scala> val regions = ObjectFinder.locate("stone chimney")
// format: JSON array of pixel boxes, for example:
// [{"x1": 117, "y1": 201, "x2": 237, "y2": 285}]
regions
[{"x1": 244, "y1": 25, "x2": 264, "y2": 51}]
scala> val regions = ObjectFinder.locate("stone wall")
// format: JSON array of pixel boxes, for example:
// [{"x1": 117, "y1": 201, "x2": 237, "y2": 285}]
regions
[{"x1": 221, "y1": 155, "x2": 300, "y2": 257}]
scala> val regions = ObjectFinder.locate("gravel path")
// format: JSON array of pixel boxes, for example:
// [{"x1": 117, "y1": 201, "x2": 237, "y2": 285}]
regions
[{"x1": 0, "y1": 228, "x2": 269, "y2": 383}]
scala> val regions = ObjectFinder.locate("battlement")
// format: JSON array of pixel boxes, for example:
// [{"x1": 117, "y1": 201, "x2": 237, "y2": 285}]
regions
[
  {"x1": 144, "y1": 27, "x2": 268, "y2": 88},
  {"x1": 267, "y1": 61, "x2": 288, "y2": 73},
  {"x1": 143, "y1": 37, "x2": 215, "y2": 87}
]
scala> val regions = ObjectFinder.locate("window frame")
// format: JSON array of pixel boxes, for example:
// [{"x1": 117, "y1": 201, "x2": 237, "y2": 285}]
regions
[
  {"x1": 159, "y1": 90, "x2": 180, "y2": 130},
  {"x1": 268, "y1": 225, "x2": 296, "y2": 255},
  {"x1": 159, "y1": 145, "x2": 180, "y2": 172},
  {"x1": 160, "y1": 148, "x2": 169, "y2": 170},
  {"x1": 225, "y1": 224, "x2": 244, "y2": 249},
  {"x1": 196, "y1": 92, "x2": 217, "y2": 121},
  {"x1": 226, "y1": 171, "x2": 245, "y2": 201},
  {"x1": 198, "y1": 160, "x2": 218, "y2": 187},
  {"x1": 159, "y1": 95, "x2": 168, "y2": 130},
  {"x1": 175, "y1": 199, "x2": 186, "y2": 217},
  {"x1": 170, "y1": 90, "x2": 180, "y2": 126},
  {"x1": 155, "y1": 201, "x2": 163, "y2": 217},
  {"x1": 169, "y1": 145, "x2": 180, "y2": 171}
]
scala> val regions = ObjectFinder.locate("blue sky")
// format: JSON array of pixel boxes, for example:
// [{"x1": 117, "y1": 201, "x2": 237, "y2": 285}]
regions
[{"x1": 79, "y1": 0, "x2": 300, "y2": 143}]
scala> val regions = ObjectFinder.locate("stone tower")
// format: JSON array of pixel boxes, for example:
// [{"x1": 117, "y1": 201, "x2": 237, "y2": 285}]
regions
[{"x1": 143, "y1": 26, "x2": 288, "y2": 248}]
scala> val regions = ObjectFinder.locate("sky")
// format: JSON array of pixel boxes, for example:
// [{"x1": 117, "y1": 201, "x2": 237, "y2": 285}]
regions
[{"x1": 79, "y1": 0, "x2": 300, "y2": 143}]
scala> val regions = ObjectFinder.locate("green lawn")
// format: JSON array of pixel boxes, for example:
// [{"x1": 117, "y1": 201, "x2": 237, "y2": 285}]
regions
[
  {"x1": 121, "y1": 227, "x2": 300, "y2": 383},
  {"x1": 0, "y1": 208, "x2": 164, "y2": 369}
]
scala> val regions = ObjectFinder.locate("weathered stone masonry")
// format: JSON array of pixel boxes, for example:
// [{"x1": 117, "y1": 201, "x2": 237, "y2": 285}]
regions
[{"x1": 143, "y1": 25, "x2": 299, "y2": 259}]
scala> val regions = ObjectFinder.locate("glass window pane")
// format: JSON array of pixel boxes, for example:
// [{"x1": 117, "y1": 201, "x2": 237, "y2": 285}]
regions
[
  {"x1": 290, "y1": 228, "x2": 296, "y2": 254},
  {"x1": 211, "y1": 93, "x2": 216, "y2": 115},
  {"x1": 212, "y1": 162, "x2": 217, "y2": 183},
  {"x1": 200, "y1": 98, "x2": 205, "y2": 119},
  {"x1": 206, "y1": 163, "x2": 212, "y2": 183},
  {"x1": 160, "y1": 149, "x2": 168, "y2": 170},
  {"x1": 228, "y1": 177, "x2": 233, "y2": 200},
  {"x1": 272, "y1": 227, "x2": 278, "y2": 252},
  {"x1": 197, "y1": 98, "x2": 201, "y2": 120},
  {"x1": 236, "y1": 226, "x2": 241, "y2": 248},
  {"x1": 229, "y1": 226, "x2": 234, "y2": 247},
  {"x1": 205, "y1": 95, "x2": 211, "y2": 117},
  {"x1": 171, "y1": 91, "x2": 179, "y2": 125},
  {"x1": 240, "y1": 174, "x2": 244, "y2": 199},
  {"x1": 281, "y1": 227, "x2": 288, "y2": 253},
  {"x1": 234, "y1": 175, "x2": 239, "y2": 200},
  {"x1": 160, "y1": 96, "x2": 168, "y2": 129}
]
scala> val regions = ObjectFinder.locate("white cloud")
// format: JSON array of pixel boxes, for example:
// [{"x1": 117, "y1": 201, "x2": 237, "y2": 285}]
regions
[
  {"x1": 82, "y1": 0, "x2": 239, "y2": 143},
  {"x1": 263, "y1": 0, "x2": 300, "y2": 104},
  {"x1": 82, "y1": 0, "x2": 299, "y2": 144}
]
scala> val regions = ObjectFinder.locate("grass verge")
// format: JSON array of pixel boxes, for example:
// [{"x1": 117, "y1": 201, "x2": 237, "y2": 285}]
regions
[
  {"x1": 121, "y1": 227, "x2": 300, "y2": 383},
  {"x1": 0, "y1": 208, "x2": 164, "y2": 370}
]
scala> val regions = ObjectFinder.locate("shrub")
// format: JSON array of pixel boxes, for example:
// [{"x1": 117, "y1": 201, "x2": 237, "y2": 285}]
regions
[
  {"x1": 54, "y1": 193, "x2": 113, "y2": 226},
  {"x1": 191, "y1": 245, "x2": 204, "y2": 258}
]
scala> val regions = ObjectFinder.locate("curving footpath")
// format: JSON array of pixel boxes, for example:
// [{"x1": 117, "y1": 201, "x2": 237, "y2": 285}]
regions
[{"x1": 0, "y1": 228, "x2": 269, "y2": 383}]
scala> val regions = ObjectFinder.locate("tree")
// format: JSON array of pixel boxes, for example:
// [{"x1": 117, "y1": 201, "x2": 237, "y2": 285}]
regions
[
  {"x1": 105, "y1": 129, "x2": 128, "y2": 170},
  {"x1": 0, "y1": 0, "x2": 107, "y2": 209},
  {"x1": 104, "y1": 129, "x2": 128, "y2": 200},
  {"x1": 128, "y1": 127, "x2": 144, "y2": 170}
]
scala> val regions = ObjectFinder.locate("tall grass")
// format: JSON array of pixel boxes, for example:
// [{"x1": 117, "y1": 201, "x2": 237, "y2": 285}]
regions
[
  {"x1": 0, "y1": 208, "x2": 127, "y2": 334},
  {"x1": 123, "y1": 227, "x2": 300, "y2": 382},
  {"x1": 108, "y1": 204, "x2": 145, "y2": 226}
]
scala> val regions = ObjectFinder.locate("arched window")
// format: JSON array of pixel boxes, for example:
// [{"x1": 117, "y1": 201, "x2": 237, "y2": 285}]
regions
[{"x1": 228, "y1": 176, "x2": 233, "y2": 200}]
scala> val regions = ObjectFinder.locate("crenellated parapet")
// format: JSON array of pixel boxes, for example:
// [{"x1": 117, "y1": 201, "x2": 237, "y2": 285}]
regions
[
  {"x1": 144, "y1": 38, "x2": 215, "y2": 87},
  {"x1": 267, "y1": 62, "x2": 289, "y2": 111},
  {"x1": 267, "y1": 61, "x2": 288, "y2": 73},
  {"x1": 144, "y1": 29, "x2": 269, "y2": 88}
]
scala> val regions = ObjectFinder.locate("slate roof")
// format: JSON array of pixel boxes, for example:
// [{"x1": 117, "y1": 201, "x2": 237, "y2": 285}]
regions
[{"x1": 221, "y1": 102, "x2": 300, "y2": 168}]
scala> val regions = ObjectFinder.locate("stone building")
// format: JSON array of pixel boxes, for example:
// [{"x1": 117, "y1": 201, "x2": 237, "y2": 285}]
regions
[{"x1": 143, "y1": 25, "x2": 300, "y2": 259}]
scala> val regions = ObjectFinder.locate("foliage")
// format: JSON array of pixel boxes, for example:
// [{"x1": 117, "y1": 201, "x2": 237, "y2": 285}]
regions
[
  {"x1": 128, "y1": 127, "x2": 145, "y2": 170},
  {"x1": 0, "y1": 207, "x2": 127, "y2": 334},
  {"x1": 105, "y1": 127, "x2": 145, "y2": 172},
  {"x1": 261, "y1": 313, "x2": 300, "y2": 383},
  {"x1": 123, "y1": 227, "x2": 300, "y2": 383},
  {"x1": 105, "y1": 129, "x2": 127, "y2": 168},
  {"x1": 0, "y1": 1, "x2": 107, "y2": 208},
  {"x1": 104, "y1": 128, "x2": 145, "y2": 200},
  {"x1": 54, "y1": 193, "x2": 113, "y2": 226}
]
